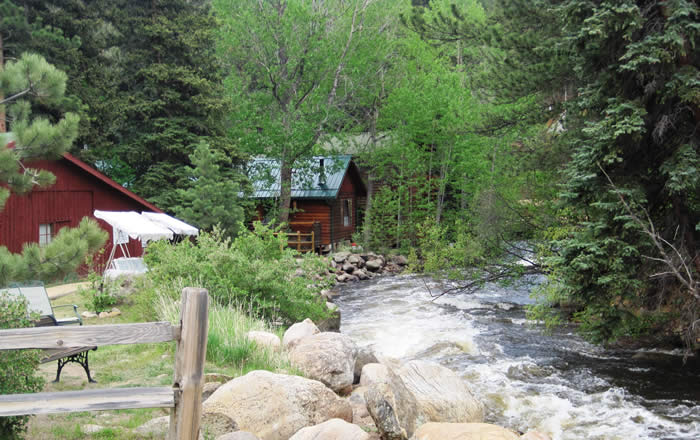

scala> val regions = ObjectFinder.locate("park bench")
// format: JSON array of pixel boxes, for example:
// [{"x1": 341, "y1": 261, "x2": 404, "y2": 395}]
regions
[{"x1": 1, "y1": 282, "x2": 97, "y2": 383}]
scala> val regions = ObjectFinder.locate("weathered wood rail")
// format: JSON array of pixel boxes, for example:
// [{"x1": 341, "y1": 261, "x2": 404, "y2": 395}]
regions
[{"x1": 0, "y1": 287, "x2": 209, "y2": 440}]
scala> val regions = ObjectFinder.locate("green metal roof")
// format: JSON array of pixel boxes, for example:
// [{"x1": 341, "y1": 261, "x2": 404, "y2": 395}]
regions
[{"x1": 248, "y1": 155, "x2": 353, "y2": 199}]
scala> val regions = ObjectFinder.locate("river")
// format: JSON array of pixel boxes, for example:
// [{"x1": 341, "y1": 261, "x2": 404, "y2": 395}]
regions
[{"x1": 334, "y1": 273, "x2": 700, "y2": 440}]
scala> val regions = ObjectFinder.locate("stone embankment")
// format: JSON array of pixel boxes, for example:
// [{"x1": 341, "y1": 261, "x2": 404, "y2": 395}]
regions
[{"x1": 329, "y1": 251, "x2": 408, "y2": 283}]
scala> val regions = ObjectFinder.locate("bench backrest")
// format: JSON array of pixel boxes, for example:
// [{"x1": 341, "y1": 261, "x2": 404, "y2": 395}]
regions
[{"x1": 0, "y1": 285, "x2": 53, "y2": 317}]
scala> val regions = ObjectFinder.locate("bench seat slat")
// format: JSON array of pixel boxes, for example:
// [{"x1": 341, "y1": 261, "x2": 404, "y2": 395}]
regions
[
  {"x1": 0, "y1": 387, "x2": 175, "y2": 416},
  {"x1": 0, "y1": 322, "x2": 178, "y2": 350}
]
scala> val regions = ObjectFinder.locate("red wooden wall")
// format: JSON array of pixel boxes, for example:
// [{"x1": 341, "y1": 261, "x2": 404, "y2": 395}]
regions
[{"x1": 0, "y1": 155, "x2": 162, "y2": 271}]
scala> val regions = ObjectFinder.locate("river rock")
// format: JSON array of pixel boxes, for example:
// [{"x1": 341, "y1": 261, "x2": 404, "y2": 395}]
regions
[
  {"x1": 360, "y1": 363, "x2": 390, "y2": 387},
  {"x1": 283, "y1": 318, "x2": 320, "y2": 350},
  {"x1": 365, "y1": 367, "x2": 422, "y2": 440},
  {"x1": 383, "y1": 262, "x2": 401, "y2": 273},
  {"x1": 333, "y1": 252, "x2": 351, "y2": 264},
  {"x1": 203, "y1": 370, "x2": 352, "y2": 440},
  {"x1": 202, "y1": 381, "x2": 223, "y2": 401},
  {"x1": 135, "y1": 413, "x2": 235, "y2": 439},
  {"x1": 246, "y1": 331, "x2": 281, "y2": 351},
  {"x1": 354, "y1": 269, "x2": 369, "y2": 280},
  {"x1": 289, "y1": 418, "x2": 370, "y2": 440},
  {"x1": 342, "y1": 262, "x2": 355, "y2": 273},
  {"x1": 348, "y1": 254, "x2": 364, "y2": 267},
  {"x1": 398, "y1": 360, "x2": 484, "y2": 423},
  {"x1": 354, "y1": 347, "x2": 379, "y2": 384},
  {"x1": 391, "y1": 255, "x2": 408, "y2": 266},
  {"x1": 216, "y1": 433, "x2": 261, "y2": 440},
  {"x1": 520, "y1": 431, "x2": 552, "y2": 440},
  {"x1": 411, "y1": 423, "x2": 520, "y2": 440},
  {"x1": 317, "y1": 302, "x2": 341, "y2": 332},
  {"x1": 289, "y1": 332, "x2": 357, "y2": 393},
  {"x1": 349, "y1": 386, "x2": 373, "y2": 426},
  {"x1": 365, "y1": 259, "x2": 383, "y2": 272}
]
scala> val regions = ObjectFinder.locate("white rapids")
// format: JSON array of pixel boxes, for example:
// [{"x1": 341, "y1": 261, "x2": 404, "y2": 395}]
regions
[{"x1": 335, "y1": 274, "x2": 700, "y2": 440}]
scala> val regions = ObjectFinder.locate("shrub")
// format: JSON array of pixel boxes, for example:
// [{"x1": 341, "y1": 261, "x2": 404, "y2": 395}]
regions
[
  {"x1": 0, "y1": 293, "x2": 45, "y2": 439},
  {"x1": 144, "y1": 222, "x2": 330, "y2": 324}
]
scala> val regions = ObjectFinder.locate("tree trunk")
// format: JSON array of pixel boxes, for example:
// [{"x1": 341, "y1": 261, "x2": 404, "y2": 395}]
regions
[
  {"x1": 278, "y1": 162, "x2": 293, "y2": 225},
  {"x1": 363, "y1": 170, "x2": 374, "y2": 245}
]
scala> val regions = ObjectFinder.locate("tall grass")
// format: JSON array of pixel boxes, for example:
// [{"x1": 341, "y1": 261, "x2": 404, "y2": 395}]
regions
[{"x1": 156, "y1": 290, "x2": 294, "y2": 375}]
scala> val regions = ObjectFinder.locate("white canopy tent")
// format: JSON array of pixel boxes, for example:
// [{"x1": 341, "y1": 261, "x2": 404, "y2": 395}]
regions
[{"x1": 94, "y1": 210, "x2": 198, "y2": 279}]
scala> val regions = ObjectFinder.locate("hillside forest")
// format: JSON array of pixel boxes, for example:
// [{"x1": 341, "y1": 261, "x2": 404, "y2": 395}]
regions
[{"x1": 1, "y1": 0, "x2": 699, "y2": 350}]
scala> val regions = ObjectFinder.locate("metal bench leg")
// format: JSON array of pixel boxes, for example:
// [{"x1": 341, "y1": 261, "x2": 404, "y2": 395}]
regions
[{"x1": 54, "y1": 351, "x2": 97, "y2": 383}]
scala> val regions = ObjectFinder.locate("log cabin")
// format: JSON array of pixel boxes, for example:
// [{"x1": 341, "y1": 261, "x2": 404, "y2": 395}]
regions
[{"x1": 248, "y1": 155, "x2": 367, "y2": 252}]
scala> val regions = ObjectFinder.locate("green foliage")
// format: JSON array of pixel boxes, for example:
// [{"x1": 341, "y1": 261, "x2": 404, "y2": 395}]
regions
[
  {"x1": 175, "y1": 142, "x2": 248, "y2": 237},
  {"x1": 407, "y1": 219, "x2": 482, "y2": 278},
  {"x1": 79, "y1": 266, "x2": 118, "y2": 314},
  {"x1": 0, "y1": 293, "x2": 45, "y2": 439},
  {"x1": 0, "y1": 217, "x2": 108, "y2": 287},
  {"x1": 0, "y1": 52, "x2": 80, "y2": 209},
  {"x1": 144, "y1": 223, "x2": 331, "y2": 324}
]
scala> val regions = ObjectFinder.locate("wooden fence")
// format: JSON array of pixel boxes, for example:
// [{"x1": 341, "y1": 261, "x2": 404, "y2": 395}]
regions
[
  {"x1": 274, "y1": 221, "x2": 322, "y2": 253},
  {"x1": 0, "y1": 287, "x2": 209, "y2": 440}
]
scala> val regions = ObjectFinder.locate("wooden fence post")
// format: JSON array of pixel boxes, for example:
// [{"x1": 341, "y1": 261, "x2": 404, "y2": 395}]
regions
[
  {"x1": 297, "y1": 231, "x2": 301, "y2": 251},
  {"x1": 169, "y1": 288, "x2": 209, "y2": 440}
]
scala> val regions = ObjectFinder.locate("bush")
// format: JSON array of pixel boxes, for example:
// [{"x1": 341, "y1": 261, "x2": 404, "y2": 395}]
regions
[
  {"x1": 144, "y1": 222, "x2": 331, "y2": 324},
  {"x1": 79, "y1": 270, "x2": 119, "y2": 314},
  {"x1": 0, "y1": 293, "x2": 45, "y2": 439}
]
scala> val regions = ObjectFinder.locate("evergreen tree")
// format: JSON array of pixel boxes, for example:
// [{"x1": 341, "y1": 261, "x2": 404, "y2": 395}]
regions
[
  {"x1": 547, "y1": 0, "x2": 700, "y2": 345},
  {"x1": 175, "y1": 142, "x2": 247, "y2": 236},
  {"x1": 0, "y1": 53, "x2": 106, "y2": 286}
]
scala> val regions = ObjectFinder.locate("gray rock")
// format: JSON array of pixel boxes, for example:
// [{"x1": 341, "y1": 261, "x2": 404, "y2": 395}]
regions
[
  {"x1": 289, "y1": 418, "x2": 370, "y2": 440},
  {"x1": 82, "y1": 424, "x2": 105, "y2": 434},
  {"x1": 354, "y1": 348, "x2": 379, "y2": 384},
  {"x1": 342, "y1": 262, "x2": 355, "y2": 273},
  {"x1": 317, "y1": 302, "x2": 341, "y2": 332},
  {"x1": 398, "y1": 360, "x2": 484, "y2": 423},
  {"x1": 204, "y1": 370, "x2": 352, "y2": 440},
  {"x1": 410, "y1": 423, "x2": 519, "y2": 440},
  {"x1": 283, "y1": 318, "x2": 320, "y2": 350},
  {"x1": 364, "y1": 367, "x2": 422, "y2": 440},
  {"x1": 333, "y1": 252, "x2": 351, "y2": 264},
  {"x1": 202, "y1": 381, "x2": 223, "y2": 401},
  {"x1": 365, "y1": 259, "x2": 383, "y2": 272},
  {"x1": 348, "y1": 254, "x2": 364, "y2": 267},
  {"x1": 246, "y1": 331, "x2": 281, "y2": 351},
  {"x1": 354, "y1": 269, "x2": 369, "y2": 280},
  {"x1": 216, "y1": 432, "x2": 261, "y2": 440},
  {"x1": 391, "y1": 255, "x2": 408, "y2": 266},
  {"x1": 360, "y1": 363, "x2": 390, "y2": 387},
  {"x1": 289, "y1": 332, "x2": 357, "y2": 393}
]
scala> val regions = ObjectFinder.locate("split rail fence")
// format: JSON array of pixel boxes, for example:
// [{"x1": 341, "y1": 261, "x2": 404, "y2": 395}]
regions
[{"x1": 0, "y1": 287, "x2": 209, "y2": 440}]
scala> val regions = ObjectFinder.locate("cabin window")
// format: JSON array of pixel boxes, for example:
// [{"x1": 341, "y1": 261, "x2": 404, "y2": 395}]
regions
[
  {"x1": 39, "y1": 223, "x2": 54, "y2": 246},
  {"x1": 342, "y1": 199, "x2": 352, "y2": 227}
]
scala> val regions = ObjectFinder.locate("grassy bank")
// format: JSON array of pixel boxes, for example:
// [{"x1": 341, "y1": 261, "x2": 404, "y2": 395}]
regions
[{"x1": 24, "y1": 283, "x2": 293, "y2": 439}]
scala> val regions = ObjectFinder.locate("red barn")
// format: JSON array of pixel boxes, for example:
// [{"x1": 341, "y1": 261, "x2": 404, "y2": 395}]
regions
[
  {"x1": 0, "y1": 150, "x2": 163, "y2": 269},
  {"x1": 249, "y1": 155, "x2": 367, "y2": 251}
]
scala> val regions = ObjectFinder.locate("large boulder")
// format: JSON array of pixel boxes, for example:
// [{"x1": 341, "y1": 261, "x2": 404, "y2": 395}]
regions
[
  {"x1": 283, "y1": 318, "x2": 320, "y2": 350},
  {"x1": 348, "y1": 254, "x2": 364, "y2": 267},
  {"x1": 216, "y1": 433, "x2": 261, "y2": 440},
  {"x1": 365, "y1": 259, "x2": 383, "y2": 272},
  {"x1": 203, "y1": 370, "x2": 352, "y2": 440},
  {"x1": 135, "y1": 413, "x2": 236, "y2": 439},
  {"x1": 246, "y1": 331, "x2": 281, "y2": 351},
  {"x1": 354, "y1": 347, "x2": 379, "y2": 384},
  {"x1": 411, "y1": 423, "x2": 520, "y2": 440},
  {"x1": 391, "y1": 255, "x2": 408, "y2": 266},
  {"x1": 359, "y1": 363, "x2": 389, "y2": 387},
  {"x1": 348, "y1": 386, "x2": 374, "y2": 429},
  {"x1": 364, "y1": 367, "x2": 422, "y2": 440},
  {"x1": 398, "y1": 360, "x2": 484, "y2": 423},
  {"x1": 289, "y1": 332, "x2": 357, "y2": 393},
  {"x1": 520, "y1": 431, "x2": 552, "y2": 440},
  {"x1": 333, "y1": 252, "x2": 351, "y2": 264},
  {"x1": 289, "y1": 418, "x2": 370, "y2": 440}
]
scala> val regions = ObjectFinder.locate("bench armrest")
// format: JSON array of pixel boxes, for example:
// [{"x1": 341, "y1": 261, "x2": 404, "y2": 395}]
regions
[{"x1": 52, "y1": 304, "x2": 83, "y2": 325}]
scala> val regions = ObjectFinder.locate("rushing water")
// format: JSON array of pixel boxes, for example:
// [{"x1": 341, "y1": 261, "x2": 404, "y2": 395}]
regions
[{"x1": 334, "y1": 273, "x2": 700, "y2": 440}]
